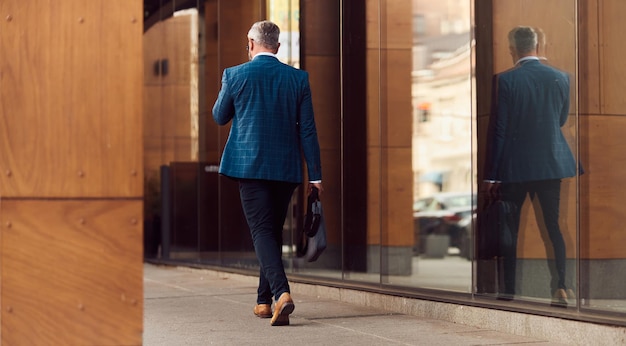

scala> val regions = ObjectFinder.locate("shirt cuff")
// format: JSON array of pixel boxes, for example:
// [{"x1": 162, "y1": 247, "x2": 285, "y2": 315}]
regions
[
  {"x1": 309, "y1": 180, "x2": 322, "y2": 183},
  {"x1": 483, "y1": 179, "x2": 501, "y2": 183}
]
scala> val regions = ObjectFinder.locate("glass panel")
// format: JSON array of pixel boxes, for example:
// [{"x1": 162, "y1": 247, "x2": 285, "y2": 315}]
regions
[
  {"x1": 338, "y1": 0, "x2": 385, "y2": 285},
  {"x1": 476, "y1": 0, "x2": 579, "y2": 307},
  {"x1": 143, "y1": 2, "x2": 206, "y2": 263},
  {"x1": 269, "y1": 0, "x2": 300, "y2": 67},
  {"x1": 266, "y1": 0, "x2": 303, "y2": 274},
  {"x1": 579, "y1": 0, "x2": 626, "y2": 315},
  {"x1": 269, "y1": 0, "x2": 344, "y2": 281},
  {"x1": 164, "y1": 7, "x2": 203, "y2": 262},
  {"x1": 378, "y1": 0, "x2": 474, "y2": 292}
]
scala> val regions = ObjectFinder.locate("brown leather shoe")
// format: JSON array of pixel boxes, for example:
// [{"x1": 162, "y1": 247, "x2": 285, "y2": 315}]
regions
[
  {"x1": 270, "y1": 292, "x2": 295, "y2": 326},
  {"x1": 253, "y1": 304, "x2": 272, "y2": 318}
]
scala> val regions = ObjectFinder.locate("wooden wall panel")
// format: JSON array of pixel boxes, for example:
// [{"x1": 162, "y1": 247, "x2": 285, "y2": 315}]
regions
[
  {"x1": 380, "y1": 49, "x2": 412, "y2": 148},
  {"x1": 163, "y1": 16, "x2": 193, "y2": 85},
  {"x1": 367, "y1": 148, "x2": 382, "y2": 245},
  {"x1": 304, "y1": 55, "x2": 341, "y2": 246},
  {"x1": 304, "y1": 56, "x2": 341, "y2": 151},
  {"x1": 0, "y1": 0, "x2": 143, "y2": 198},
  {"x1": 301, "y1": 0, "x2": 340, "y2": 56},
  {"x1": 217, "y1": 1, "x2": 263, "y2": 69},
  {"x1": 169, "y1": 86, "x2": 194, "y2": 139},
  {"x1": 144, "y1": 22, "x2": 165, "y2": 86},
  {"x1": 492, "y1": 0, "x2": 577, "y2": 76},
  {"x1": 203, "y1": 0, "x2": 221, "y2": 163},
  {"x1": 319, "y1": 147, "x2": 341, "y2": 245},
  {"x1": 1, "y1": 0, "x2": 144, "y2": 343},
  {"x1": 366, "y1": 49, "x2": 382, "y2": 147},
  {"x1": 365, "y1": 0, "x2": 413, "y2": 248},
  {"x1": 1, "y1": 200, "x2": 143, "y2": 345},
  {"x1": 143, "y1": 13, "x2": 197, "y2": 178},
  {"x1": 379, "y1": 0, "x2": 413, "y2": 50},
  {"x1": 143, "y1": 21, "x2": 164, "y2": 179},
  {"x1": 578, "y1": 0, "x2": 626, "y2": 259},
  {"x1": 598, "y1": 0, "x2": 626, "y2": 114},
  {"x1": 381, "y1": 148, "x2": 414, "y2": 246},
  {"x1": 366, "y1": 0, "x2": 381, "y2": 49},
  {"x1": 578, "y1": 0, "x2": 601, "y2": 115},
  {"x1": 579, "y1": 116, "x2": 626, "y2": 258},
  {"x1": 203, "y1": 0, "x2": 263, "y2": 164}
]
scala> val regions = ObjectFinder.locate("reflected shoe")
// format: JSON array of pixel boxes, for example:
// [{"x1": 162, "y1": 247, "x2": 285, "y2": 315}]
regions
[
  {"x1": 253, "y1": 304, "x2": 272, "y2": 318},
  {"x1": 566, "y1": 289, "x2": 576, "y2": 299},
  {"x1": 270, "y1": 292, "x2": 295, "y2": 326},
  {"x1": 552, "y1": 288, "x2": 568, "y2": 306}
]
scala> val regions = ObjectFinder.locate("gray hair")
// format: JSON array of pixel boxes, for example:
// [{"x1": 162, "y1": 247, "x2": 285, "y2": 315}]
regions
[
  {"x1": 508, "y1": 26, "x2": 537, "y2": 55},
  {"x1": 248, "y1": 20, "x2": 280, "y2": 50}
]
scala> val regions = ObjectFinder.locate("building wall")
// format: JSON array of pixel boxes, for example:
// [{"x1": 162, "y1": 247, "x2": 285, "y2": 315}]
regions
[{"x1": 0, "y1": 1, "x2": 143, "y2": 344}]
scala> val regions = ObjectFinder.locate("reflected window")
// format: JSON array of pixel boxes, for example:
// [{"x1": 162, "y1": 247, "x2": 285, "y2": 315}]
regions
[{"x1": 267, "y1": 0, "x2": 300, "y2": 67}]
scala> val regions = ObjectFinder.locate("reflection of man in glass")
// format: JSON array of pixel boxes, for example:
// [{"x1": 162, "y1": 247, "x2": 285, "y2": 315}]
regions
[{"x1": 484, "y1": 26, "x2": 576, "y2": 303}]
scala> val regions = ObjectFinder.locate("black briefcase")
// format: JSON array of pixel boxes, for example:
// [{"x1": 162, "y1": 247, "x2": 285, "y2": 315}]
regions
[{"x1": 296, "y1": 187, "x2": 327, "y2": 262}]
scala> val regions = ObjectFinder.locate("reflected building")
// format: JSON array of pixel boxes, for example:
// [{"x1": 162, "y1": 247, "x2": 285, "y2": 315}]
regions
[{"x1": 412, "y1": 0, "x2": 475, "y2": 200}]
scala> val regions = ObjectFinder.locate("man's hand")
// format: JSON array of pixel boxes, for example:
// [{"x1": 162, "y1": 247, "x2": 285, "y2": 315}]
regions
[
  {"x1": 485, "y1": 182, "x2": 501, "y2": 201},
  {"x1": 309, "y1": 182, "x2": 323, "y2": 197}
]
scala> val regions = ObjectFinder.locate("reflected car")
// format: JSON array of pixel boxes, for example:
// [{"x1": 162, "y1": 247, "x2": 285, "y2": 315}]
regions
[{"x1": 413, "y1": 192, "x2": 476, "y2": 259}]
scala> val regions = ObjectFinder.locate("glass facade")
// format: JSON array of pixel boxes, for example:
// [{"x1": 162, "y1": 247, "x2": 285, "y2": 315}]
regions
[{"x1": 144, "y1": 0, "x2": 626, "y2": 325}]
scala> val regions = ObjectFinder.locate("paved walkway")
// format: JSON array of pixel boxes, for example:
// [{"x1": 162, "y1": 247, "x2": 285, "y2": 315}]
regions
[{"x1": 143, "y1": 263, "x2": 567, "y2": 345}]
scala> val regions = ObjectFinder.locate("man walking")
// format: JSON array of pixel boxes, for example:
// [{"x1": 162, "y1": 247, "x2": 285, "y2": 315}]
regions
[
  {"x1": 212, "y1": 20, "x2": 323, "y2": 326},
  {"x1": 484, "y1": 26, "x2": 576, "y2": 303}
]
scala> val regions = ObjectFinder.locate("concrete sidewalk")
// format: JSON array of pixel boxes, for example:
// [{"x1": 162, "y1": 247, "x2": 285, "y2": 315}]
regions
[{"x1": 143, "y1": 263, "x2": 566, "y2": 345}]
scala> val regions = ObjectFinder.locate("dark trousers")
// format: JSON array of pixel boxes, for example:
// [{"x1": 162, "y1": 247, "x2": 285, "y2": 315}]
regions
[
  {"x1": 238, "y1": 179, "x2": 299, "y2": 304},
  {"x1": 501, "y1": 179, "x2": 566, "y2": 294}
]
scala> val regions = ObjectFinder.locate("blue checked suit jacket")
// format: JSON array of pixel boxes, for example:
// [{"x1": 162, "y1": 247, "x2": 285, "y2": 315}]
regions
[
  {"x1": 212, "y1": 55, "x2": 322, "y2": 183},
  {"x1": 485, "y1": 59, "x2": 576, "y2": 183}
]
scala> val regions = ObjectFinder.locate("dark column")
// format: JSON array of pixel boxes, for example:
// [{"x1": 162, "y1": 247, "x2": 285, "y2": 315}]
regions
[
  {"x1": 474, "y1": 0, "x2": 497, "y2": 294},
  {"x1": 301, "y1": 0, "x2": 358, "y2": 269},
  {"x1": 340, "y1": 0, "x2": 368, "y2": 271}
]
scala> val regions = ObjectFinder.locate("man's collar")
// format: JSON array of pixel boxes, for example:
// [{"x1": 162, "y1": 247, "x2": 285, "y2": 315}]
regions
[
  {"x1": 253, "y1": 52, "x2": 277, "y2": 59},
  {"x1": 515, "y1": 56, "x2": 539, "y2": 65}
]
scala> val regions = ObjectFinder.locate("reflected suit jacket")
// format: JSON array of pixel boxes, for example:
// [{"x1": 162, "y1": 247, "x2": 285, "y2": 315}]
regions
[
  {"x1": 485, "y1": 59, "x2": 576, "y2": 183},
  {"x1": 212, "y1": 55, "x2": 322, "y2": 183}
]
